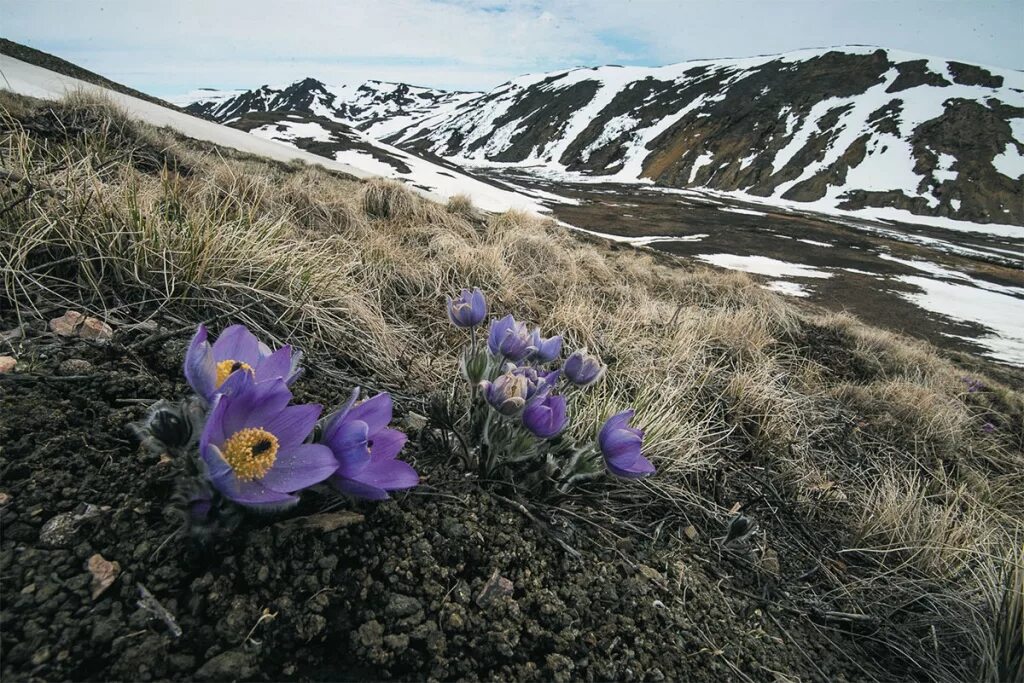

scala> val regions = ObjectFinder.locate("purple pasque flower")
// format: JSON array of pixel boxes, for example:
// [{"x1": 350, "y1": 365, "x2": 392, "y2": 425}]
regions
[
  {"x1": 185, "y1": 324, "x2": 303, "y2": 402},
  {"x1": 447, "y1": 288, "x2": 488, "y2": 328},
  {"x1": 480, "y1": 365, "x2": 553, "y2": 416},
  {"x1": 199, "y1": 372, "x2": 338, "y2": 509},
  {"x1": 522, "y1": 391, "x2": 568, "y2": 439},
  {"x1": 322, "y1": 389, "x2": 418, "y2": 501},
  {"x1": 529, "y1": 329, "x2": 563, "y2": 363},
  {"x1": 598, "y1": 409, "x2": 655, "y2": 479},
  {"x1": 564, "y1": 348, "x2": 605, "y2": 387},
  {"x1": 487, "y1": 315, "x2": 537, "y2": 362}
]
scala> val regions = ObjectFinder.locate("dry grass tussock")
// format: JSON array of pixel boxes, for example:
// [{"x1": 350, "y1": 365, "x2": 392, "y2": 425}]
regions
[{"x1": 3, "y1": 90, "x2": 1024, "y2": 680}]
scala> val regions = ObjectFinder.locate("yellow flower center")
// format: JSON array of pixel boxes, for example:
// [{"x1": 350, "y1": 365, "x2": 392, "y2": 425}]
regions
[
  {"x1": 216, "y1": 359, "x2": 254, "y2": 388},
  {"x1": 221, "y1": 427, "x2": 279, "y2": 481}
]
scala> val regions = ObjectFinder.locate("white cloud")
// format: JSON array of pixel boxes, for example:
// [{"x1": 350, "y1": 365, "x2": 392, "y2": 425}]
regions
[{"x1": 2, "y1": 0, "x2": 1021, "y2": 97}]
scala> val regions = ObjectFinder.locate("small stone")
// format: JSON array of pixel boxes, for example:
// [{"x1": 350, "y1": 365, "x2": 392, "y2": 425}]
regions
[
  {"x1": 195, "y1": 649, "x2": 257, "y2": 681},
  {"x1": 40, "y1": 512, "x2": 80, "y2": 548},
  {"x1": 274, "y1": 511, "x2": 364, "y2": 532},
  {"x1": 637, "y1": 564, "x2": 666, "y2": 585},
  {"x1": 400, "y1": 412, "x2": 428, "y2": 431},
  {"x1": 87, "y1": 553, "x2": 122, "y2": 599},
  {"x1": 78, "y1": 317, "x2": 114, "y2": 342},
  {"x1": 385, "y1": 594, "x2": 423, "y2": 619},
  {"x1": 50, "y1": 310, "x2": 85, "y2": 337},
  {"x1": 760, "y1": 549, "x2": 780, "y2": 577},
  {"x1": 0, "y1": 356, "x2": 16, "y2": 373},
  {"x1": 476, "y1": 568, "x2": 514, "y2": 607},
  {"x1": 683, "y1": 525, "x2": 699, "y2": 541},
  {"x1": 0, "y1": 491, "x2": 11, "y2": 506},
  {"x1": 21, "y1": 583, "x2": 35, "y2": 594},
  {"x1": 58, "y1": 358, "x2": 94, "y2": 376}
]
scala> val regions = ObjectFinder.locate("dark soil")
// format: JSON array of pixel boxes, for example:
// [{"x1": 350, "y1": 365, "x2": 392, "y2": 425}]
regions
[{"x1": 0, "y1": 312, "x2": 885, "y2": 682}]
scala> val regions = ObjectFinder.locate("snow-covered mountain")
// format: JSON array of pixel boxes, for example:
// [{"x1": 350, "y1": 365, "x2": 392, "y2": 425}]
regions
[
  {"x1": 180, "y1": 79, "x2": 478, "y2": 139},
  {"x1": 184, "y1": 47, "x2": 1024, "y2": 227}
]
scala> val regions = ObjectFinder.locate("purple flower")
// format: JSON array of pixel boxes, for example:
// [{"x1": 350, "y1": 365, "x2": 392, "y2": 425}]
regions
[
  {"x1": 480, "y1": 365, "x2": 553, "y2": 416},
  {"x1": 564, "y1": 348, "x2": 605, "y2": 387},
  {"x1": 487, "y1": 315, "x2": 536, "y2": 362},
  {"x1": 199, "y1": 373, "x2": 338, "y2": 509},
  {"x1": 522, "y1": 392, "x2": 568, "y2": 439},
  {"x1": 184, "y1": 324, "x2": 303, "y2": 401},
  {"x1": 447, "y1": 288, "x2": 488, "y2": 328},
  {"x1": 322, "y1": 389, "x2": 418, "y2": 501},
  {"x1": 599, "y1": 409, "x2": 655, "y2": 479},
  {"x1": 529, "y1": 329, "x2": 563, "y2": 363}
]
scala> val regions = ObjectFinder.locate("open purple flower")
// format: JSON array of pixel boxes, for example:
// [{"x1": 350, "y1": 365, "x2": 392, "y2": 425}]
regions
[
  {"x1": 598, "y1": 409, "x2": 655, "y2": 479},
  {"x1": 487, "y1": 315, "x2": 536, "y2": 362},
  {"x1": 564, "y1": 348, "x2": 605, "y2": 387},
  {"x1": 185, "y1": 324, "x2": 303, "y2": 401},
  {"x1": 199, "y1": 373, "x2": 338, "y2": 509},
  {"x1": 447, "y1": 288, "x2": 488, "y2": 328},
  {"x1": 322, "y1": 389, "x2": 418, "y2": 500},
  {"x1": 480, "y1": 365, "x2": 553, "y2": 416},
  {"x1": 529, "y1": 329, "x2": 563, "y2": 363},
  {"x1": 522, "y1": 392, "x2": 568, "y2": 439}
]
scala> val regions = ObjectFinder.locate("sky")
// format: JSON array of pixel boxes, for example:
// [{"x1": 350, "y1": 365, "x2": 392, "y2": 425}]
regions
[{"x1": 2, "y1": 0, "x2": 1022, "y2": 99}]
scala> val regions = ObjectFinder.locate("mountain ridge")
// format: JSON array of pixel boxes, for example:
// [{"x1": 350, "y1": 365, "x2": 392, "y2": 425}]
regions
[{"x1": 185, "y1": 46, "x2": 1024, "y2": 227}]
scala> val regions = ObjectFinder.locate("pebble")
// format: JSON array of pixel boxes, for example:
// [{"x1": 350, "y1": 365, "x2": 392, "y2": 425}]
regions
[
  {"x1": 87, "y1": 553, "x2": 122, "y2": 599},
  {"x1": 0, "y1": 491, "x2": 11, "y2": 506},
  {"x1": 49, "y1": 310, "x2": 85, "y2": 337},
  {"x1": 476, "y1": 568, "x2": 514, "y2": 607},
  {"x1": 58, "y1": 358, "x2": 94, "y2": 376},
  {"x1": 78, "y1": 317, "x2": 114, "y2": 342},
  {"x1": 39, "y1": 513, "x2": 80, "y2": 548},
  {"x1": 0, "y1": 356, "x2": 16, "y2": 373},
  {"x1": 48, "y1": 310, "x2": 114, "y2": 342}
]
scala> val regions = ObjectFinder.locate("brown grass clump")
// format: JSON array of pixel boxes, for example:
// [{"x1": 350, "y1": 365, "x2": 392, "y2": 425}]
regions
[{"x1": 3, "y1": 89, "x2": 1023, "y2": 680}]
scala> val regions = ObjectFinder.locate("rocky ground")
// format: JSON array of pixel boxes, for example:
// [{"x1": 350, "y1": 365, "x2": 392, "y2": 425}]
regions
[{"x1": 1, "y1": 309, "x2": 904, "y2": 682}]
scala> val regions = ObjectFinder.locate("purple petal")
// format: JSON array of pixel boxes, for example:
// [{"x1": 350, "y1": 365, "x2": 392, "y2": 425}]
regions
[
  {"x1": 258, "y1": 403, "x2": 322, "y2": 447},
  {"x1": 369, "y1": 428, "x2": 407, "y2": 461},
  {"x1": 347, "y1": 393, "x2": 393, "y2": 435},
  {"x1": 212, "y1": 469, "x2": 299, "y2": 505},
  {"x1": 200, "y1": 412, "x2": 231, "y2": 480},
  {"x1": 184, "y1": 325, "x2": 216, "y2": 399},
  {"x1": 260, "y1": 443, "x2": 338, "y2": 492},
  {"x1": 599, "y1": 409, "x2": 635, "y2": 443},
  {"x1": 322, "y1": 387, "x2": 361, "y2": 443},
  {"x1": 358, "y1": 458, "x2": 419, "y2": 490},
  {"x1": 329, "y1": 474, "x2": 389, "y2": 501},
  {"x1": 211, "y1": 324, "x2": 261, "y2": 366},
  {"x1": 255, "y1": 345, "x2": 294, "y2": 383},
  {"x1": 220, "y1": 376, "x2": 292, "y2": 436},
  {"x1": 607, "y1": 452, "x2": 656, "y2": 479},
  {"x1": 602, "y1": 427, "x2": 643, "y2": 462},
  {"x1": 327, "y1": 420, "x2": 372, "y2": 476}
]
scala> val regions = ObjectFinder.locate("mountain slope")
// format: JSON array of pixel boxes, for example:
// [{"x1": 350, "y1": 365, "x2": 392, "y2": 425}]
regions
[{"x1": 189, "y1": 47, "x2": 1024, "y2": 226}]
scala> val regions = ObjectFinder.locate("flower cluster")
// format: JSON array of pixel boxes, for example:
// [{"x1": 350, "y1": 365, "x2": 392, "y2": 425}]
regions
[
  {"x1": 445, "y1": 288, "x2": 654, "y2": 493},
  {"x1": 137, "y1": 324, "x2": 418, "y2": 536}
]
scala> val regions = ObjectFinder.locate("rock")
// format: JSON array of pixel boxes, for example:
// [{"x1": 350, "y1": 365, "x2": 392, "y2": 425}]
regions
[
  {"x1": 87, "y1": 553, "x2": 121, "y2": 599},
  {"x1": 0, "y1": 356, "x2": 16, "y2": 373},
  {"x1": 195, "y1": 649, "x2": 257, "y2": 681},
  {"x1": 637, "y1": 564, "x2": 667, "y2": 586},
  {"x1": 274, "y1": 511, "x2": 364, "y2": 532},
  {"x1": 385, "y1": 594, "x2": 423, "y2": 619},
  {"x1": 78, "y1": 317, "x2": 114, "y2": 342},
  {"x1": 400, "y1": 411, "x2": 428, "y2": 431},
  {"x1": 58, "y1": 358, "x2": 94, "y2": 376},
  {"x1": 682, "y1": 525, "x2": 699, "y2": 541},
  {"x1": 760, "y1": 549, "x2": 781, "y2": 577},
  {"x1": 0, "y1": 492, "x2": 11, "y2": 507},
  {"x1": 50, "y1": 310, "x2": 85, "y2": 337},
  {"x1": 39, "y1": 512, "x2": 80, "y2": 548},
  {"x1": 476, "y1": 568, "x2": 514, "y2": 607},
  {"x1": 48, "y1": 310, "x2": 114, "y2": 342}
]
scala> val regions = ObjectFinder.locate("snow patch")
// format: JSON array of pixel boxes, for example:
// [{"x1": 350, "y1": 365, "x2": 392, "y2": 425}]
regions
[{"x1": 694, "y1": 254, "x2": 833, "y2": 279}]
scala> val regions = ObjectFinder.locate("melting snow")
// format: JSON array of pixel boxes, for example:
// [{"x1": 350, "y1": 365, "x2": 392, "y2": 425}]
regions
[
  {"x1": 764, "y1": 281, "x2": 812, "y2": 297},
  {"x1": 694, "y1": 254, "x2": 833, "y2": 279}
]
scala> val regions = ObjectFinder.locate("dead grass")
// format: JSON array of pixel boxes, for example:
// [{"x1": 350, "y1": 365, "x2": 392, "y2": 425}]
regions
[{"x1": 3, "y1": 89, "x2": 1023, "y2": 681}]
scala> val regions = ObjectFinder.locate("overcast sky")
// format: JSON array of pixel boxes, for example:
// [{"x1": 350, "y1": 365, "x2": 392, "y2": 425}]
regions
[{"x1": 2, "y1": 0, "x2": 1021, "y2": 98}]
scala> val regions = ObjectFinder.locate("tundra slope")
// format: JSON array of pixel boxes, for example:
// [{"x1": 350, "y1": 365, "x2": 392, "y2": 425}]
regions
[{"x1": 189, "y1": 47, "x2": 1024, "y2": 228}]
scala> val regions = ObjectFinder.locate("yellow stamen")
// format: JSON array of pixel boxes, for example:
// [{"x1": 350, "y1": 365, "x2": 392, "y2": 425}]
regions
[
  {"x1": 221, "y1": 427, "x2": 279, "y2": 481},
  {"x1": 216, "y1": 359, "x2": 254, "y2": 387}
]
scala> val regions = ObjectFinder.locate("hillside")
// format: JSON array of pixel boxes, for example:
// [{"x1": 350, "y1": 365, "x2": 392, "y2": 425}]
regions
[
  {"x1": 189, "y1": 46, "x2": 1024, "y2": 227},
  {"x1": 3, "y1": 77, "x2": 1024, "y2": 682}
]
